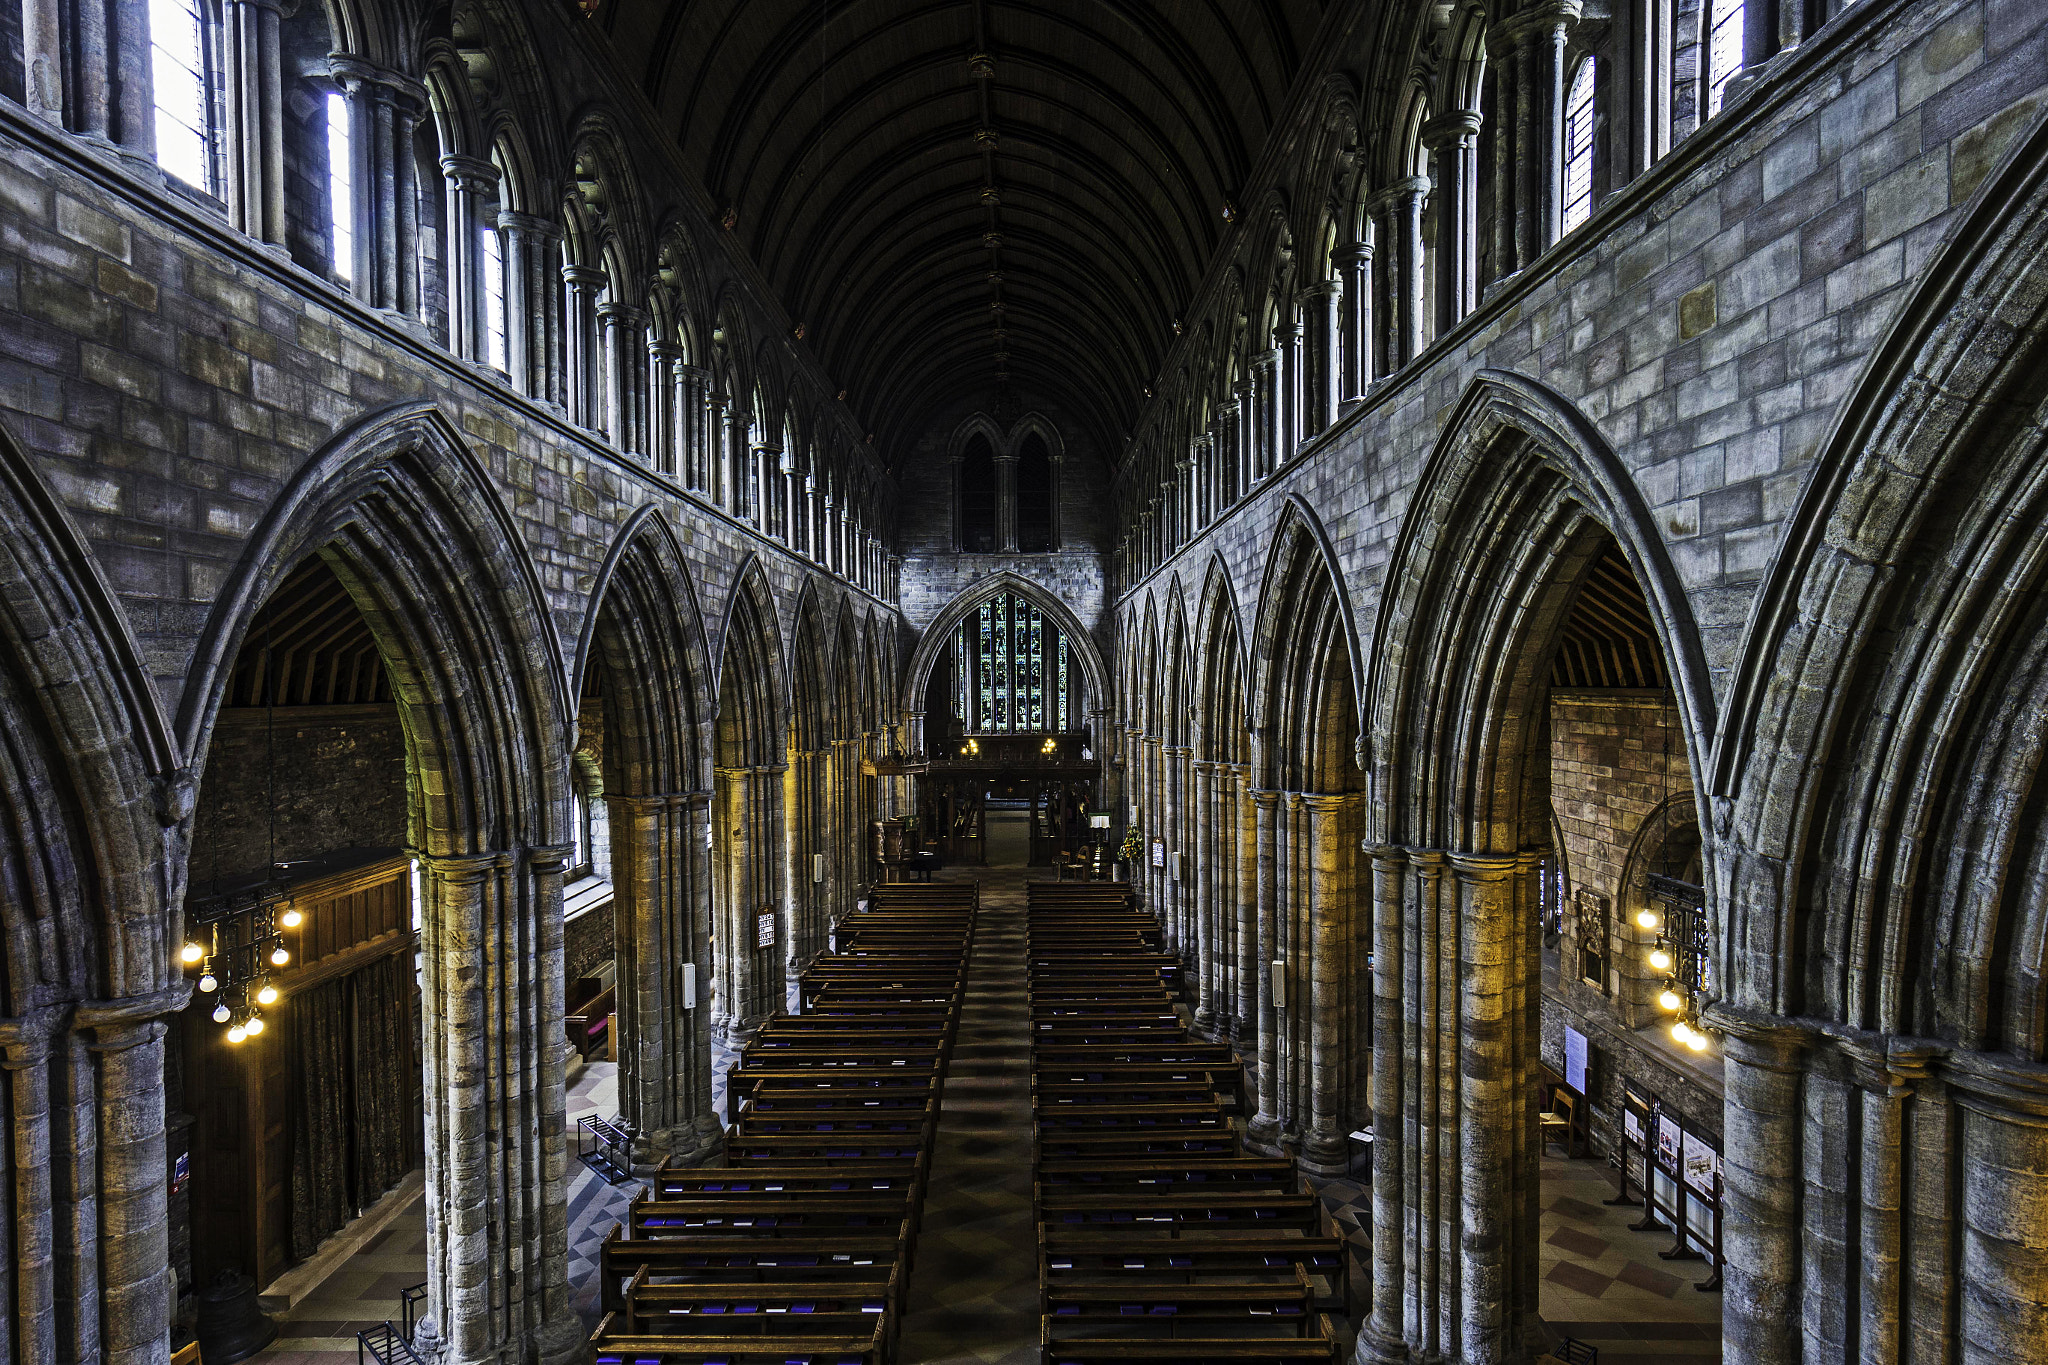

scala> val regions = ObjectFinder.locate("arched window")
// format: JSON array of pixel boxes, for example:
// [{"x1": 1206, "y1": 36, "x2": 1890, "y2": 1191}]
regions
[
  {"x1": 958, "y1": 434, "x2": 997, "y2": 552},
  {"x1": 1016, "y1": 432, "x2": 1056, "y2": 552},
  {"x1": 325, "y1": 90, "x2": 354, "y2": 285},
  {"x1": 1562, "y1": 57, "x2": 1597, "y2": 233},
  {"x1": 149, "y1": 0, "x2": 219, "y2": 192},
  {"x1": 482, "y1": 211, "x2": 508, "y2": 372},
  {"x1": 1706, "y1": 0, "x2": 1744, "y2": 116},
  {"x1": 950, "y1": 590, "x2": 1079, "y2": 734}
]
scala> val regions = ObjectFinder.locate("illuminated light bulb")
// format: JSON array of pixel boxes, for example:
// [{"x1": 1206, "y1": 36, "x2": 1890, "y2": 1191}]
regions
[
  {"x1": 1659, "y1": 988, "x2": 1683, "y2": 1012},
  {"x1": 212, "y1": 1003, "x2": 231, "y2": 1024},
  {"x1": 227, "y1": 1024, "x2": 247, "y2": 1044},
  {"x1": 1670, "y1": 1020, "x2": 1692, "y2": 1045},
  {"x1": 198, "y1": 972, "x2": 218, "y2": 993},
  {"x1": 256, "y1": 984, "x2": 279, "y2": 1006},
  {"x1": 270, "y1": 944, "x2": 290, "y2": 966},
  {"x1": 280, "y1": 908, "x2": 303, "y2": 929},
  {"x1": 1649, "y1": 949, "x2": 1673, "y2": 972},
  {"x1": 181, "y1": 941, "x2": 204, "y2": 964},
  {"x1": 1686, "y1": 1028, "x2": 1709, "y2": 1053},
  {"x1": 245, "y1": 1014, "x2": 265, "y2": 1036},
  {"x1": 1635, "y1": 909, "x2": 1660, "y2": 930}
]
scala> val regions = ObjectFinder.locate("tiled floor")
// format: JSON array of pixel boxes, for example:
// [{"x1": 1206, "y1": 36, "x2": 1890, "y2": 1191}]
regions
[{"x1": 244, "y1": 862, "x2": 1722, "y2": 1365}]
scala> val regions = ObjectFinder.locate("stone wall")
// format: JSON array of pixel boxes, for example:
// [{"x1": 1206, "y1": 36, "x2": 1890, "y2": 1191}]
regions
[{"x1": 188, "y1": 705, "x2": 409, "y2": 884}]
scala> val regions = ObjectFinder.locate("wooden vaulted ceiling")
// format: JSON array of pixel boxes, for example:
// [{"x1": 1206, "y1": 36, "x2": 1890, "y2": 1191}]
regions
[
  {"x1": 1550, "y1": 545, "x2": 1669, "y2": 691},
  {"x1": 595, "y1": 0, "x2": 1329, "y2": 462}
]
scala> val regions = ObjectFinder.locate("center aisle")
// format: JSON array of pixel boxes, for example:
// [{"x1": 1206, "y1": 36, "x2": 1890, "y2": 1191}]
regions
[{"x1": 897, "y1": 867, "x2": 1037, "y2": 1364}]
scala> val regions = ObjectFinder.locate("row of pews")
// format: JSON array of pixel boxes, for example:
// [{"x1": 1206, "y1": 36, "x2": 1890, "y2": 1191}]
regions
[
  {"x1": 1028, "y1": 881, "x2": 1350, "y2": 1365},
  {"x1": 590, "y1": 882, "x2": 979, "y2": 1365}
]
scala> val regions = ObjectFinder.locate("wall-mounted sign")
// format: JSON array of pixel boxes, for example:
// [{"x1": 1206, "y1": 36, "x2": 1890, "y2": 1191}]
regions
[
  {"x1": 757, "y1": 909, "x2": 776, "y2": 949},
  {"x1": 1563, "y1": 1025, "x2": 1588, "y2": 1095},
  {"x1": 1151, "y1": 840, "x2": 1165, "y2": 868}
]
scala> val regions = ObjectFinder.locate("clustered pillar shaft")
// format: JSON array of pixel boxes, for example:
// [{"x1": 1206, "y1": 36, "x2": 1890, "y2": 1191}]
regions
[{"x1": 224, "y1": 0, "x2": 287, "y2": 244}]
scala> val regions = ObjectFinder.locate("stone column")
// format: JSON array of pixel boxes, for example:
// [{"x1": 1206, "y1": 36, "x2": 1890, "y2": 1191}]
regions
[
  {"x1": 995, "y1": 449, "x2": 1020, "y2": 552},
  {"x1": 1423, "y1": 111, "x2": 1484, "y2": 334},
  {"x1": 558, "y1": 263, "x2": 605, "y2": 430},
  {"x1": 704, "y1": 391, "x2": 731, "y2": 508},
  {"x1": 611, "y1": 792, "x2": 720, "y2": 1167},
  {"x1": 224, "y1": 0, "x2": 287, "y2": 244},
  {"x1": 1335, "y1": 239, "x2": 1373, "y2": 401},
  {"x1": 1492, "y1": 3, "x2": 1582, "y2": 271},
  {"x1": 675, "y1": 365, "x2": 709, "y2": 490},
  {"x1": 1273, "y1": 327, "x2": 1302, "y2": 460},
  {"x1": 1301, "y1": 794, "x2": 1358, "y2": 1173},
  {"x1": 332, "y1": 61, "x2": 426, "y2": 318},
  {"x1": 1947, "y1": 1049, "x2": 2048, "y2": 1365},
  {"x1": 647, "y1": 341, "x2": 686, "y2": 477},
  {"x1": 1, "y1": 1008, "x2": 67, "y2": 1365},
  {"x1": 1358, "y1": 847, "x2": 1410, "y2": 1365},
  {"x1": 411, "y1": 847, "x2": 578, "y2": 1365},
  {"x1": 1369, "y1": 178, "x2": 1430, "y2": 369},
  {"x1": 596, "y1": 302, "x2": 646, "y2": 457},
  {"x1": 19, "y1": 0, "x2": 62, "y2": 123},
  {"x1": 1310, "y1": 282, "x2": 1344, "y2": 432},
  {"x1": 439, "y1": 154, "x2": 498, "y2": 363},
  {"x1": 1703, "y1": 1003, "x2": 1813, "y2": 1365},
  {"x1": 1248, "y1": 789, "x2": 1283, "y2": 1149},
  {"x1": 1450, "y1": 853, "x2": 1523, "y2": 1361},
  {"x1": 497, "y1": 212, "x2": 557, "y2": 403},
  {"x1": 75, "y1": 986, "x2": 194, "y2": 1365},
  {"x1": 1233, "y1": 765, "x2": 1259, "y2": 1053},
  {"x1": 1191, "y1": 761, "x2": 1217, "y2": 1033},
  {"x1": 1250, "y1": 350, "x2": 1279, "y2": 481}
]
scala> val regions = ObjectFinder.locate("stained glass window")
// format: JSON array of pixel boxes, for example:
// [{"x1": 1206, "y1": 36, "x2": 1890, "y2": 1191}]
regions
[{"x1": 958, "y1": 590, "x2": 1079, "y2": 733}]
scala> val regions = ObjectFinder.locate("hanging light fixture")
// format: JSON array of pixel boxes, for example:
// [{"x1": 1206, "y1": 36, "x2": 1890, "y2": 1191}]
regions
[
  {"x1": 1638, "y1": 699, "x2": 1714, "y2": 1054},
  {"x1": 179, "y1": 606, "x2": 308, "y2": 1039}
]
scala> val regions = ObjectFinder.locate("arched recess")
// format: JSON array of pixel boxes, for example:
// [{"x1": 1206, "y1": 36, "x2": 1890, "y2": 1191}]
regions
[
  {"x1": 710, "y1": 557, "x2": 787, "y2": 1040},
  {"x1": 1710, "y1": 109, "x2": 2048, "y2": 1365},
  {"x1": 1192, "y1": 555, "x2": 1254, "y2": 1047},
  {"x1": 1357, "y1": 371, "x2": 1709, "y2": 1365},
  {"x1": 575, "y1": 506, "x2": 719, "y2": 1164},
  {"x1": 0, "y1": 425, "x2": 187, "y2": 1365},
  {"x1": 899, "y1": 572, "x2": 1111, "y2": 749},
  {"x1": 822, "y1": 605, "x2": 867, "y2": 940},
  {"x1": 782, "y1": 582, "x2": 831, "y2": 987},
  {"x1": 1244, "y1": 500, "x2": 1367, "y2": 1174},
  {"x1": 181, "y1": 403, "x2": 577, "y2": 1365},
  {"x1": 1155, "y1": 579, "x2": 1195, "y2": 974}
]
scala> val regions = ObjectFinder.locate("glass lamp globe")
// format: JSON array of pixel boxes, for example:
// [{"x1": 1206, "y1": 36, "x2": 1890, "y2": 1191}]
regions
[
  {"x1": 1635, "y1": 909, "x2": 1660, "y2": 930},
  {"x1": 226, "y1": 1024, "x2": 247, "y2": 1044},
  {"x1": 180, "y1": 941, "x2": 204, "y2": 964},
  {"x1": 245, "y1": 1014, "x2": 265, "y2": 1036},
  {"x1": 1658, "y1": 988, "x2": 1683, "y2": 1011},
  {"x1": 197, "y1": 972, "x2": 218, "y2": 993},
  {"x1": 1649, "y1": 948, "x2": 1673, "y2": 972},
  {"x1": 270, "y1": 944, "x2": 290, "y2": 966},
  {"x1": 1686, "y1": 1028, "x2": 1709, "y2": 1052},
  {"x1": 212, "y1": 1003, "x2": 231, "y2": 1024},
  {"x1": 1670, "y1": 1020, "x2": 1693, "y2": 1045},
  {"x1": 280, "y1": 908, "x2": 303, "y2": 929}
]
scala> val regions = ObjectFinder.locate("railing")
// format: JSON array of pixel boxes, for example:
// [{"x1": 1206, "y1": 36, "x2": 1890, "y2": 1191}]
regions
[
  {"x1": 357, "y1": 1321, "x2": 424, "y2": 1365},
  {"x1": 578, "y1": 1113, "x2": 634, "y2": 1184},
  {"x1": 399, "y1": 1283, "x2": 428, "y2": 1343}
]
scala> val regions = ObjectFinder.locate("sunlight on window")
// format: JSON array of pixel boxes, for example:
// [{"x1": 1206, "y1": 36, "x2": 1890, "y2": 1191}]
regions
[
  {"x1": 1563, "y1": 58, "x2": 1597, "y2": 233},
  {"x1": 149, "y1": 0, "x2": 211, "y2": 189},
  {"x1": 482, "y1": 220, "x2": 508, "y2": 371},
  {"x1": 1707, "y1": 0, "x2": 1744, "y2": 116},
  {"x1": 326, "y1": 90, "x2": 354, "y2": 283}
]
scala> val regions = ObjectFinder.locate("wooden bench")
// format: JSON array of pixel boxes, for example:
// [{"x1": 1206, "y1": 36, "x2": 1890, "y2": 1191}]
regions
[
  {"x1": 1038, "y1": 1234, "x2": 1350, "y2": 1310},
  {"x1": 1036, "y1": 1322, "x2": 1338, "y2": 1365},
  {"x1": 1035, "y1": 1130, "x2": 1240, "y2": 1160},
  {"x1": 651, "y1": 1165, "x2": 922, "y2": 1200},
  {"x1": 1033, "y1": 1157, "x2": 1297, "y2": 1194},
  {"x1": 1036, "y1": 1186, "x2": 1323, "y2": 1234},
  {"x1": 1040, "y1": 1266, "x2": 1315, "y2": 1329},
  {"x1": 565, "y1": 975, "x2": 616, "y2": 1062},
  {"x1": 610, "y1": 1268, "x2": 902, "y2": 1359},
  {"x1": 591, "y1": 1322, "x2": 887, "y2": 1365},
  {"x1": 599, "y1": 1227, "x2": 907, "y2": 1312}
]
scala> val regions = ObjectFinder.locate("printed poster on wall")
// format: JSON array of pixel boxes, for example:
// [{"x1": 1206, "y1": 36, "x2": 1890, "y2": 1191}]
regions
[
  {"x1": 757, "y1": 909, "x2": 776, "y2": 949},
  {"x1": 1656, "y1": 1113, "x2": 1683, "y2": 1172},
  {"x1": 1624, "y1": 1108, "x2": 1644, "y2": 1148},
  {"x1": 1563, "y1": 1025, "x2": 1588, "y2": 1095},
  {"x1": 1682, "y1": 1130, "x2": 1720, "y2": 1195},
  {"x1": 1151, "y1": 841, "x2": 1166, "y2": 868}
]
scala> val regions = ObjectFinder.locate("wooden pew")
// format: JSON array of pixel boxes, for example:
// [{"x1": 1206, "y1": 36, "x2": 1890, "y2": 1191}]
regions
[
  {"x1": 652, "y1": 1164, "x2": 922, "y2": 1199},
  {"x1": 1038, "y1": 1233, "x2": 1350, "y2": 1312},
  {"x1": 1035, "y1": 1323, "x2": 1338, "y2": 1365},
  {"x1": 1035, "y1": 1183, "x2": 1324, "y2": 1233},
  {"x1": 591, "y1": 1320, "x2": 887, "y2": 1365},
  {"x1": 1033, "y1": 1157, "x2": 1297, "y2": 1194},
  {"x1": 1040, "y1": 1265, "x2": 1316, "y2": 1330},
  {"x1": 599, "y1": 1226, "x2": 907, "y2": 1312}
]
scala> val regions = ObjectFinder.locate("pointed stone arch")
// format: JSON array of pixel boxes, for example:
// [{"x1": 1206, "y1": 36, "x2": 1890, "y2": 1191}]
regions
[
  {"x1": 1356, "y1": 370, "x2": 1709, "y2": 1365},
  {"x1": 900, "y1": 572, "x2": 1111, "y2": 732},
  {"x1": 0, "y1": 423, "x2": 188, "y2": 1365},
  {"x1": 576, "y1": 505, "x2": 719, "y2": 1163},
  {"x1": 1708, "y1": 108, "x2": 2048, "y2": 1365},
  {"x1": 1247, "y1": 496, "x2": 1364, "y2": 790},
  {"x1": 182, "y1": 401, "x2": 577, "y2": 1365},
  {"x1": 711, "y1": 555, "x2": 788, "y2": 1039}
]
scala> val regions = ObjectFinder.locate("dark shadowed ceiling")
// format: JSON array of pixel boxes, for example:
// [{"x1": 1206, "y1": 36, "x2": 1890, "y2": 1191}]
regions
[{"x1": 595, "y1": 0, "x2": 1330, "y2": 463}]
